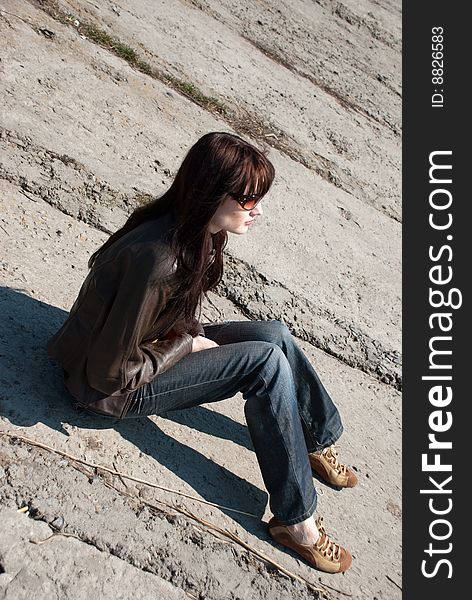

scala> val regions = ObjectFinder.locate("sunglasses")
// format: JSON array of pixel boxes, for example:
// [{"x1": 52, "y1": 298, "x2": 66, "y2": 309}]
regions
[{"x1": 234, "y1": 193, "x2": 263, "y2": 211}]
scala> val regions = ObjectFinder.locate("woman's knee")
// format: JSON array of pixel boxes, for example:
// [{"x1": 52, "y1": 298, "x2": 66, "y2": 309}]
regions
[
  {"x1": 249, "y1": 340, "x2": 291, "y2": 377},
  {"x1": 264, "y1": 320, "x2": 292, "y2": 345},
  {"x1": 242, "y1": 341, "x2": 293, "y2": 399}
]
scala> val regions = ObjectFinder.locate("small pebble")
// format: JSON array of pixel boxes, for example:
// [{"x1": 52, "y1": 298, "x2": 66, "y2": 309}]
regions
[{"x1": 50, "y1": 516, "x2": 65, "y2": 531}]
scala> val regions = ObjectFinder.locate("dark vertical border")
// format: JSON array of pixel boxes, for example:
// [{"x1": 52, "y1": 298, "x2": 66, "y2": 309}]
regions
[{"x1": 403, "y1": 1, "x2": 468, "y2": 596}]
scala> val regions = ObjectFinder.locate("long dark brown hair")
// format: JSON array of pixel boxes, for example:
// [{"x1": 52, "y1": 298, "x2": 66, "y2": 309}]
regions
[{"x1": 89, "y1": 131, "x2": 275, "y2": 327}]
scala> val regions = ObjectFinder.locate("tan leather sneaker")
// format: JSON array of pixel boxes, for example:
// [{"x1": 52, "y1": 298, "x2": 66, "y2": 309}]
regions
[
  {"x1": 309, "y1": 444, "x2": 358, "y2": 488},
  {"x1": 268, "y1": 516, "x2": 352, "y2": 573}
]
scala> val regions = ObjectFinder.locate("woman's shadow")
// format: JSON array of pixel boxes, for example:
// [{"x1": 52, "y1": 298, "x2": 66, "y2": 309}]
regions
[{"x1": 0, "y1": 287, "x2": 268, "y2": 537}]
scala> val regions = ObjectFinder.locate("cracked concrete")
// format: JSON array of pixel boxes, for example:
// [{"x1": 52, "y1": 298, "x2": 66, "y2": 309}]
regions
[
  {"x1": 0, "y1": 126, "x2": 400, "y2": 388},
  {"x1": 52, "y1": 0, "x2": 401, "y2": 219},
  {"x1": 1, "y1": 0, "x2": 401, "y2": 597},
  {"x1": 0, "y1": 508, "x2": 189, "y2": 599},
  {"x1": 1, "y1": 178, "x2": 401, "y2": 599}
]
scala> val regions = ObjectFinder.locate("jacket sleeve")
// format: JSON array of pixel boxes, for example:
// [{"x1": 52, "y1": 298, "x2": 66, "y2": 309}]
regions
[{"x1": 86, "y1": 246, "x2": 193, "y2": 395}]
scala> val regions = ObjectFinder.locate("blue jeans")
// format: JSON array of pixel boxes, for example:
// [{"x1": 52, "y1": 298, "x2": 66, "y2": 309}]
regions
[{"x1": 125, "y1": 320, "x2": 343, "y2": 525}]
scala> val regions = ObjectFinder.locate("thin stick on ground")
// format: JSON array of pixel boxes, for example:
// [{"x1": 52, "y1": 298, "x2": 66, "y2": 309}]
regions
[
  {"x1": 123, "y1": 491, "x2": 337, "y2": 599},
  {"x1": 30, "y1": 531, "x2": 81, "y2": 545},
  {"x1": 0, "y1": 431, "x2": 257, "y2": 517},
  {"x1": 172, "y1": 503, "x2": 343, "y2": 599},
  {"x1": 1, "y1": 430, "x2": 352, "y2": 598},
  {"x1": 113, "y1": 459, "x2": 129, "y2": 489}
]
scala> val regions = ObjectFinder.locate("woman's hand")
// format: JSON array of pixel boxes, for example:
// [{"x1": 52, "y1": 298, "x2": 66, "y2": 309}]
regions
[{"x1": 192, "y1": 335, "x2": 219, "y2": 353}]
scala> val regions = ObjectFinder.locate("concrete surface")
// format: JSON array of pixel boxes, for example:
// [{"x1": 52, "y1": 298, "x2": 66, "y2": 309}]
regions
[{"x1": 0, "y1": 0, "x2": 401, "y2": 598}]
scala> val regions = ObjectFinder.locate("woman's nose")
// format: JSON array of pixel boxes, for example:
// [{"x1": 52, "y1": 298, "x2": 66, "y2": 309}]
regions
[{"x1": 250, "y1": 204, "x2": 263, "y2": 217}]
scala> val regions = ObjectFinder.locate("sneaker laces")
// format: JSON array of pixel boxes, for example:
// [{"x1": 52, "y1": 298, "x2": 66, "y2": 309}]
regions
[
  {"x1": 321, "y1": 444, "x2": 347, "y2": 476},
  {"x1": 314, "y1": 516, "x2": 341, "y2": 561}
]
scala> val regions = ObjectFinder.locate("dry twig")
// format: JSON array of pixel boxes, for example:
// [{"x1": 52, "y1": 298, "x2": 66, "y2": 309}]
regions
[
  {"x1": 31, "y1": 531, "x2": 81, "y2": 545},
  {"x1": 0, "y1": 431, "x2": 257, "y2": 517},
  {"x1": 113, "y1": 459, "x2": 129, "y2": 489},
  {"x1": 2, "y1": 430, "x2": 353, "y2": 598},
  {"x1": 170, "y1": 503, "x2": 335, "y2": 598}
]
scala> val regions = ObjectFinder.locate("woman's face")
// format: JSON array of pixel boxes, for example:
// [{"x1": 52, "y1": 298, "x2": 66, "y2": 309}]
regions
[{"x1": 208, "y1": 194, "x2": 263, "y2": 235}]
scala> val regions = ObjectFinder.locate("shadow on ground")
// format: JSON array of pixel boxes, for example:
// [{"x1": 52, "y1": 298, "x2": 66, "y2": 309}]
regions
[{"x1": 0, "y1": 287, "x2": 267, "y2": 536}]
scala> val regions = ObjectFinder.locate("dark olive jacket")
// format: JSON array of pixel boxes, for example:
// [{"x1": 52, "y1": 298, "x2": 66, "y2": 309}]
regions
[{"x1": 47, "y1": 211, "x2": 203, "y2": 418}]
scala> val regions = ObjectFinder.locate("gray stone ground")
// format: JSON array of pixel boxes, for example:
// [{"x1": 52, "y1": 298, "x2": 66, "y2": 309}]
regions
[
  {"x1": 0, "y1": 508, "x2": 189, "y2": 599},
  {"x1": 0, "y1": 1, "x2": 401, "y2": 598}
]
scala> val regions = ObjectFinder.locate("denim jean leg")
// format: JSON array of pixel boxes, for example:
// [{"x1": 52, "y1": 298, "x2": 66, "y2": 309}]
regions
[
  {"x1": 204, "y1": 320, "x2": 343, "y2": 452},
  {"x1": 125, "y1": 336, "x2": 317, "y2": 525},
  {"x1": 241, "y1": 343, "x2": 317, "y2": 525},
  {"x1": 275, "y1": 323, "x2": 343, "y2": 451}
]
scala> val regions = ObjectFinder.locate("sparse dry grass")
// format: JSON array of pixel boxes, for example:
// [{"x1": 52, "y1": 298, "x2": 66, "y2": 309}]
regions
[
  {"x1": 31, "y1": 0, "x2": 318, "y2": 166},
  {"x1": 32, "y1": 0, "x2": 228, "y2": 116}
]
